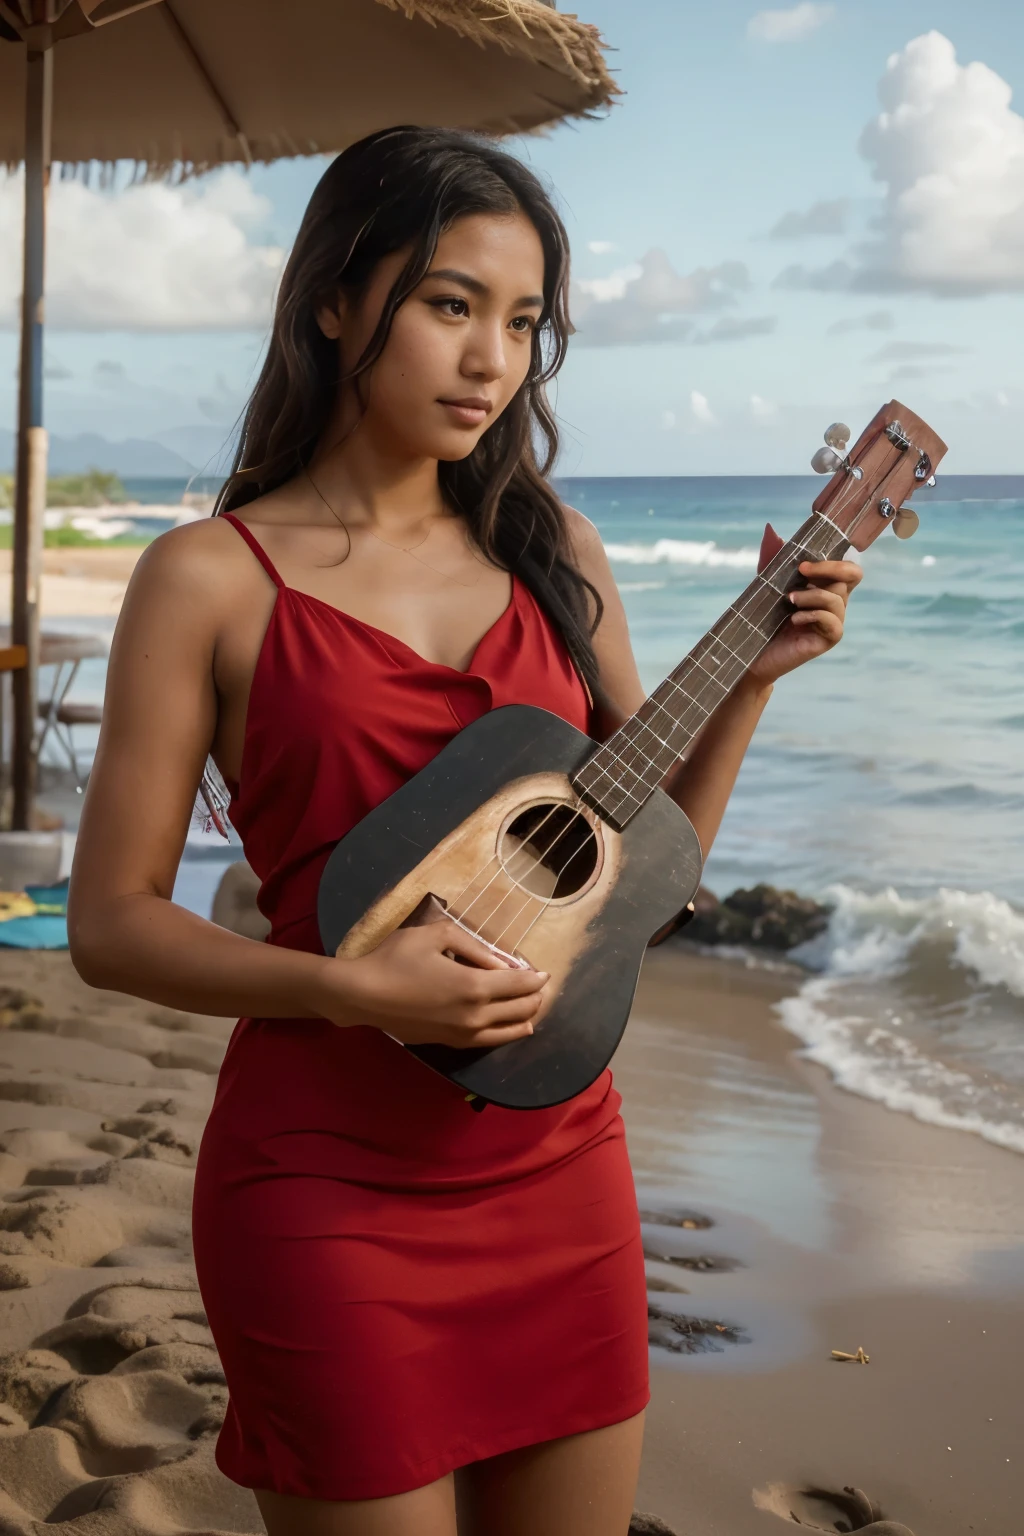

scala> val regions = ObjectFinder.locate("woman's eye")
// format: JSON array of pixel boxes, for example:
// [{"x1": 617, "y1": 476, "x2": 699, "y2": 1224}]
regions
[
  {"x1": 436, "y1": 297, "x2": 469, "y2": 317},
  {"x1": 509, "y1": 316, "x2": 534, "y2": 333}
]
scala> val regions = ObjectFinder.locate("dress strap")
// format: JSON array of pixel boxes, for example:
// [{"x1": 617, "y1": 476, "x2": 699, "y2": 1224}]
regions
[{"x1": 220, "y1": 513, "x2": 285, "y2": 589}]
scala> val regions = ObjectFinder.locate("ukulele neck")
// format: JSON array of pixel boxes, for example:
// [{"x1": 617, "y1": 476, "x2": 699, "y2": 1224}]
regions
[{"x1": 572, "y1": 509, "x2": 851, "y2": 832}]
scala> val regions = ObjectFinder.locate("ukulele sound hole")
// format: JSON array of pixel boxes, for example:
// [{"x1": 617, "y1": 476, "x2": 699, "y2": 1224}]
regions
[{"x1": 498, "y1": 803, "x2": 599, "y2": 900}]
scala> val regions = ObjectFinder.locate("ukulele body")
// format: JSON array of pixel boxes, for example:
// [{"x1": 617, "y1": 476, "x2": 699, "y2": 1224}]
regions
[{"x1": 318, "y1": 704, "x2": 703, "y2": 1110}]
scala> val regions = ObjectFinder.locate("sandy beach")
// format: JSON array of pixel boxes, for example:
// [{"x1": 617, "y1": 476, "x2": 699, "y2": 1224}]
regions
[
  {"x1": 0, "y1": 549, "x2": 141, "y2": 622},
  {"x1": 0, "y1": 938, "x2": 1019, "y2": 1534}
]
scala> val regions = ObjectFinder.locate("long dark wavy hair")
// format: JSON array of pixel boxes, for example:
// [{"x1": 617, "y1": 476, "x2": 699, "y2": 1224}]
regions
[{"x1": 214, "y1": 125, "x2": 602, "y2": 697}]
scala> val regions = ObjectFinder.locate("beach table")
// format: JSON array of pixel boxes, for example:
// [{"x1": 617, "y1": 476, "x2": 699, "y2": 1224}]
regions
[{"x1": 0, "y1": 628, "x2": 106, "y2": 786}]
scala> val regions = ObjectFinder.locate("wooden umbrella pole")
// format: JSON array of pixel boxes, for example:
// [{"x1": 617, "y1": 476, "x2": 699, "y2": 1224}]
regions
[{"x1": 11, "y1": 46, "x2": 52, "y2": 831}]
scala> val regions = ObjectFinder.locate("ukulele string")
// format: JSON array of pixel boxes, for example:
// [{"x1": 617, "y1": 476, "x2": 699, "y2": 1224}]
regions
[
  {"x1": 474, "y1": 444, "x2": 911, "y2": 950},
  {"x1": 442, "y1": 473, "x2": 876, "y2": 959},
  {"x1": 454, "y1": 804, "x2": 594, "y2": 959},
  {"x1": 491, "y1": 801, "x2": 606, "y2": 955},
  {"x1": 444, "y1": 801, "x2": 568, "y2": 928},
  {"x1": 482, "y1": 805, "x2": 595, "y2": 951},
  {"x1": 434, "y1": 454, "x2": 901, "y2": 958},
  {"x1": 457, "y1": 802, "x2": 594, "y2": 946},
  {"x1": 586, "y1": 468, "x2": 875, "y2": 804}
]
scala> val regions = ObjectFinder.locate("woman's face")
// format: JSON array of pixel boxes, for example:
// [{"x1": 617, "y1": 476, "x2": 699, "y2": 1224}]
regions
[{"x1": 319, "y1": 210, "x2": 547, "y2": 463}]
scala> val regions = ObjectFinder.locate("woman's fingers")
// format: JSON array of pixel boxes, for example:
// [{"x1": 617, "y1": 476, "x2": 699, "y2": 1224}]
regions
[
  {"x1": 442, "y1": 991, "x2": 546, "y2": 1049},
  {"x1": 458, "y1": 1020, "x2": 537, "y2": 1049},
  {"x1": 798, "y1": 558, "x2": 862, "y2": 589},
  {"x1": 436, "y1": 920, "x2": 513, "y2": 970},
  {"x1": 787, "y1": 586, "x2": 846, "y2": 617},
  {"x1": 786, "y1": 584, "x2": 847, "y2": 643},
  {"x1": 436, "y1": 926, "x2": 549, "y2": 999},
  {"x1": 468, "y1": 964, "x2": 549, "y2": 1001},
  {"x1": 790, "y1": 609, "x2": 845, "y2": 642}
]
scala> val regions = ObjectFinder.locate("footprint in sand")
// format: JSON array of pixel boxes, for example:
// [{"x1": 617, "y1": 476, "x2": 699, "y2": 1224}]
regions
[
  {"x1": 0, "y1": 1275, "x2": 261, "y2": 1533},
  {"x1": 642, "y1": 1243, "x2": 742, "y2": 1272},
  {"x1": 0, "y1": 962, "x2": 258, "y2": 1530},
  {"x1": 753, "y1": 1480, "x2": 916, "y2": 1534},
  {"x1": 637, "y1": 1207, "x2": 714, "y2": 1231},
  {"x1": 647, "y1": 1303, "x2": 748, "y2": 1354}
]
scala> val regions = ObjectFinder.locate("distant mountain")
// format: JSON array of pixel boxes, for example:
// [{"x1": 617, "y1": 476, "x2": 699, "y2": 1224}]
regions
[
  {"x1": 0, "y1": 428, "x2": 196, "y2": 477},
  {"x1": 152, "y1": 424, "x2": 239, "y2": 476}
]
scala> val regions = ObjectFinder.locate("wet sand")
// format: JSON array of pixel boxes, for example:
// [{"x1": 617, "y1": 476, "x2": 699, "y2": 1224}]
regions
[
  {"x1": 624, "y1": 948, "x2": 1024, "y2": 1535},
  {"x1": 0, "y1": 943, "x2": 1021, "y2": 1532}
]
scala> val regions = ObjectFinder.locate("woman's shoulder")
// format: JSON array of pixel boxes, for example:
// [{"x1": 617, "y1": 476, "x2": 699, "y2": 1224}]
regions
[
  {"x1": 560, "y1": 502, "x2": 614, "y2": 585},
  {"x1": 125, "y1": 514, "x2": 268, "y2": 611}
]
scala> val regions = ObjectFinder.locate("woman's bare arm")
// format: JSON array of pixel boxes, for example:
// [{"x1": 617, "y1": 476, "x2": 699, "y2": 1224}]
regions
[
  {"x1": 567, "y1": 509, "x2": 860, "y2": 858},
  {"x1": 69, "y1": 524, "x2": 545, "y2": 1044},
  {"x1": 68, "y1": 523, "x2": 335, "y2": 1017}
]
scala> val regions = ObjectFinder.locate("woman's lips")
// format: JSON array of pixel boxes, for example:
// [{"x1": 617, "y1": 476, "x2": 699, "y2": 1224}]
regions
[{"x1": 439, "y1": 399, "x2": 490, "y2": 427}]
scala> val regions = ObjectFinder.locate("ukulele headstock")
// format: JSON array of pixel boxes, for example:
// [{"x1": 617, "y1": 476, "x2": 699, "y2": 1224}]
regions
[{"x1": 810, "y1": 400, "x2": 947, "y2": 551}]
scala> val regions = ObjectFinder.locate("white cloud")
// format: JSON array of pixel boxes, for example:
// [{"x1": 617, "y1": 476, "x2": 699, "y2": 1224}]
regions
[
  {"x1": 587, "y1": 240, "x2": 617, "y2": 255},
  {"x1": 0, "y1": 168, "x2": 284, "y2": 330},
  {"x1": 770, "y1": 198, "x2": 849, "y2": 238},
  {"x1": 577, "y1": 263, "x2": 642, "y2": 303},
  {"x1": 660, "y1": 409, "x2": 677, "y2": 430},
  {"x1": 747, "y1": 3, "x2": 835, "y2": 43},
  {"x1": 690, "y1": 390, "x2": 716, "y2": 426},
  {"x1": 572, "y1": 249, "x2": 749, "y2": 347},
  {"x1": 750, "y1": 394, "x2": 778, "y2": 420},
  {"x1": 857, "y1": 32, "x2": 1024, "y2": 294},
  {"x1": 778, "y1": 33, "x2": 1024, "y2": 296}
]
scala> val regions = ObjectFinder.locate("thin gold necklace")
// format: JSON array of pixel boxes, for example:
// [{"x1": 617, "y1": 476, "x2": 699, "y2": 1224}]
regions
[{"x1": 303, "y1": 466, "x2": 482, "y2": 590}]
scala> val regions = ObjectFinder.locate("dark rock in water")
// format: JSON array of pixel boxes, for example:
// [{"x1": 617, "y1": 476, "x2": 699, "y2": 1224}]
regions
[
  {"x1": 682, "y1": 882, "x2": 830, "y2": 952},
  {"x1": 630, "y1": 1515, "x2": 678, "y2": 1535}
]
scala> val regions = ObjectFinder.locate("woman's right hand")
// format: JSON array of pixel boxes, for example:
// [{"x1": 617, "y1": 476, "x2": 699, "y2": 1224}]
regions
[{"x1": 307, "y1": 919, "x2": 549, "y2": 1048}]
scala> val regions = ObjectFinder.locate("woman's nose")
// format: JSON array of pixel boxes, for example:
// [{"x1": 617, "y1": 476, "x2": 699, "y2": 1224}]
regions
[{"x1": 462, "y1": 325, "x2": 508, "y2": 382}]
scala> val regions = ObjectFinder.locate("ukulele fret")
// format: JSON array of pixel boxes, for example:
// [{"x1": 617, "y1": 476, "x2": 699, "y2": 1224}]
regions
[{"x1": 572, "y1": 513, "x2": 837, "y2": 828}]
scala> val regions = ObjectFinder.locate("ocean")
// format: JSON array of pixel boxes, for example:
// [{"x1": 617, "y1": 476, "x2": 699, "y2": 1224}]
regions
[
  {"x1": 54, "y1": 474, "x2": 1024, "y2": 1156},
  {"x1": 560, "y1": 475, "x2": 1024, "y2": 1157}
]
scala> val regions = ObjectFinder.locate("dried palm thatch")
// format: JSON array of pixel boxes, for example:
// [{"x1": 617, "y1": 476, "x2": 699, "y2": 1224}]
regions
[
  {"x1": 378, "y1": 0, "x2": 617, "y2": 102},
  {"x1": 0, "y1": 0, "x2": 619, "y2": 178}
]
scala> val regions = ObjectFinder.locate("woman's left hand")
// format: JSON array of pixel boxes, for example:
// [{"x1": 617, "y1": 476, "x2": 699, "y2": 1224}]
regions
[{"x1": 747, "y1": 522, "x2": 863, "y2": 687}]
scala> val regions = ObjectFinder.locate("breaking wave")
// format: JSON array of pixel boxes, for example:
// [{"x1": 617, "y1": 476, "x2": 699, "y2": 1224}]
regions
[{"x1": 778, "y1": 886, "x2": 1024, "y2": 1154}]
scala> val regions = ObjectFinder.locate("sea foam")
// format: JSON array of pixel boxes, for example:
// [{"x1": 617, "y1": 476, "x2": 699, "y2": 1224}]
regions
[
  {"x1": 778, "y1": 885, "x2": 1024, "y2": 1153},
  {"x1": 604, "y1": 539, "x2": 759, "y2": 569}
]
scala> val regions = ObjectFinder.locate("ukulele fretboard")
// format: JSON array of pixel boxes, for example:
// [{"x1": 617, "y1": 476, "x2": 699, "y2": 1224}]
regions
[{"x1": 573, "y1": 509, "x2": 851, "y2": 830}]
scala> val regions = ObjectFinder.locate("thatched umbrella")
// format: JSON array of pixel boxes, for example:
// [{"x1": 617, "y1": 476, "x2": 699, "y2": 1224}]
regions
[{"x1": 0, "y1": 0, "x2": 616, "y2": 828}]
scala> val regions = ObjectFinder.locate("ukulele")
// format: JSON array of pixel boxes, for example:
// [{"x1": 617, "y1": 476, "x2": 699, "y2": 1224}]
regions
[{"x1": 318, "y1": 401, "x2": 947, "y2": 1110}]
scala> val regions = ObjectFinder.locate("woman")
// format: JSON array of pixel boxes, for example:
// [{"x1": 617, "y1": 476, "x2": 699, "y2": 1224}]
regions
[{"x1": 69, "y1": 127, "x2": 860, "y2": 1536}]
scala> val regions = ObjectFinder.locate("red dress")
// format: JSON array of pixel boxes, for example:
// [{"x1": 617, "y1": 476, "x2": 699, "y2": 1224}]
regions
[{"x1": 191, "y1": 514, "x2": 649, "y2": 1502}]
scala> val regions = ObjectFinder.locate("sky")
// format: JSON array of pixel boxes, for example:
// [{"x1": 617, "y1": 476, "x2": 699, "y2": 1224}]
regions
[{"x1": 2, "y1": 0, "x2": 1024, "y2": 476}]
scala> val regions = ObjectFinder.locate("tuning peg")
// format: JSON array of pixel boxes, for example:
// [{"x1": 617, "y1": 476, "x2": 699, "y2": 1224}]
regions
[
  {"x1": 892, "y1": 507, "x2": 920, "y2": 540},
  {"x1": 811, "y1": 446, "x2": 844, "y2": 475},
  {"x1": 824, "y1": 422, "x2": 851, "y2": 451}
]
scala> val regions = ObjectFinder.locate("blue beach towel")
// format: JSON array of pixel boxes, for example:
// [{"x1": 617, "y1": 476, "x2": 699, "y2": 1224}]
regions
[
  {"x1": 0, "y1": 914, "x2": 68, "y2": 949},
  {"x1": 0, "y1": 880, "x2": 69, "y2": 949}
]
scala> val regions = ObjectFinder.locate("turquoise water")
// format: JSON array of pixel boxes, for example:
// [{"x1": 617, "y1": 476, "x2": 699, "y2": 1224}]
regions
[
  {"x1": 557, "y1": 476, "x2": 1024, "y2": 1153},
  {"x1": 558, "y1": 477, "x2": 1024, "y2": 906}
]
